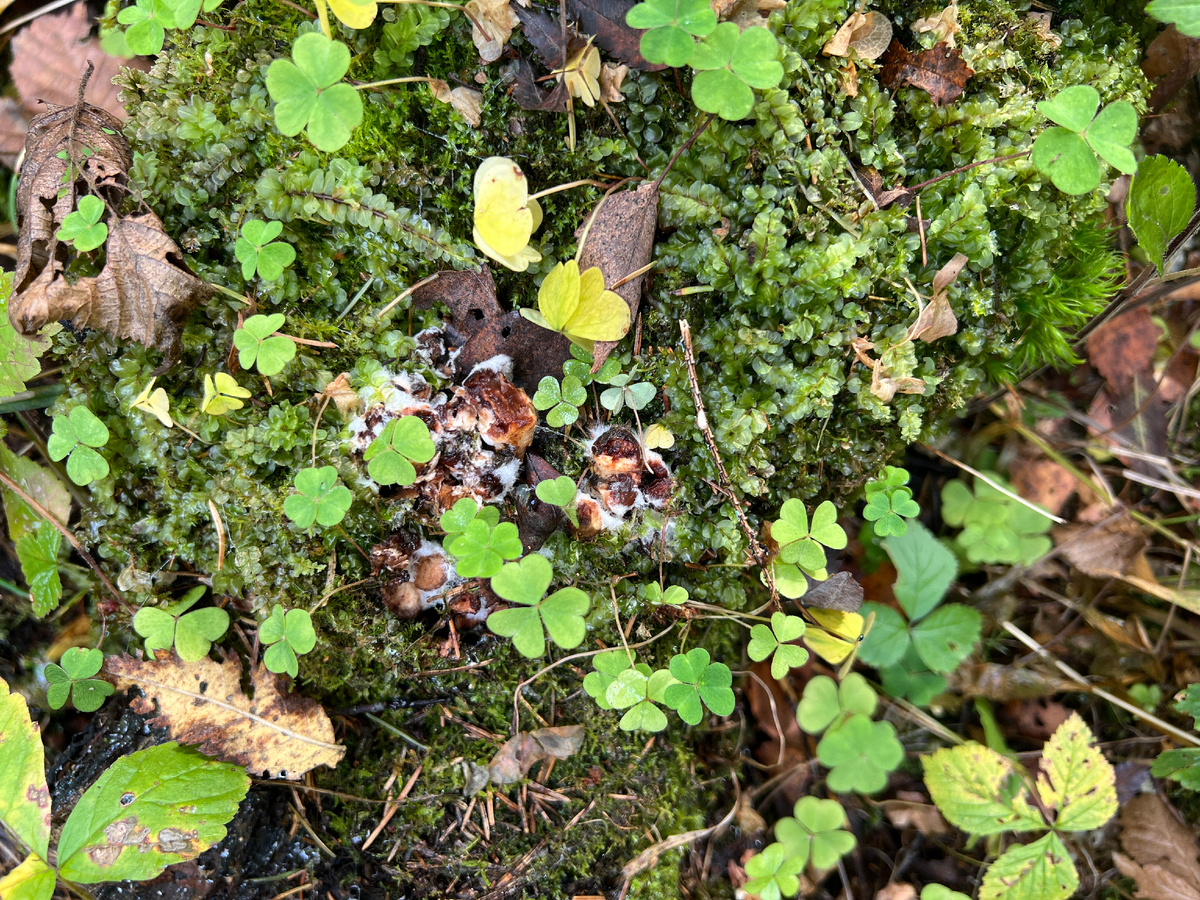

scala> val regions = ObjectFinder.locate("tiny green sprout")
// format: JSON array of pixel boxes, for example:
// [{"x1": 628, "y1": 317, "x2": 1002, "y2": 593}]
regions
[
  {"x1": 583, "y1": 648, "x2": 635, "y2": 709},
  {"x1": 233, "y1": 313, "x2": 297, "y2": 377},
  {"x1": 486, "y1": 554, "x2": 590, "y2": 657},
  {"x1": 364, "y1": 416, "x2": 436, "y2": 486},
  {"x1": 533, "y1": 375, "x2": 587, "y2": 427},
  {"x1": 445, "y1": 518, "x2": 522, "y2": 578},
  {"x1": 816, "y1": 714, "x2": 904, "y2": 794},
  {"x1": 743, "y1": 843, "x2": 802, "y2": 900},
  {"x1": 266, "y1": 32, "x2": 364, "y2": 153},
  {"x1": 796, "y1": 672, "x2": 877, "y2": 735},
  {"x1": 863, "y1": 488, "x2": 920, "y2": 537},
  {"x1": 688, "y1": 22, "x2": 783, "y2": 120},
  {"x1": 626, "y1": 0, "x2": 716, "y2": 67},
  {"x1": 440, "y1": 497, "x2": 500, "y2": 535},
  {"x1": 56, "y1": 195, "x2": 108, "y2": 252},
  {"x1": 283, "y1": 465, "x2": 353, "y2": 528},
  {"x1": 47, "y1": 406, "x2": 110, "y2": 486},
  {"x1": 640, "y1": 583, "x2": 689, "y2": 605},
  {"x1": 133, "y1": 586, "x2": 231, "y2": 662},
  {"x1": 535, "y1": 476, "x2": 577, "y2": 508},
  {"x1": 772, "y1": 499, "x2": 847, "y2": 575},
  {"x1": 599, "y1": 374, "x2": 657, "y2": 414},
  {"x1": 605, "y1": 663, "x2": 676, "y2": 731},
  {"x1": 1031, "y1": 85, "x2": 1138, "y2": 195},
  {"x1": 44, "y1": 648, "x2": 113, "y2": 712},
  {"x1": 663, "y1": 648, "x2": 735, "y2": 725},
  {"x1": 235, "y1": 220, "x2": 297, "y2": 282},
  {"x1": 748, "y1": 612, "x2": 809, "y2": 680},
  {"x1": 564, "y1": 343, "x2": 621, "y2": 386},
  {"x1": 774, "y1": 796, "x2": 857, "y2": 871},
  {"x1": 260, "y1": 605, "x2": 317, "y2": 678},
  {"x1": 200, "y1": 372, "x2": 252, "y2": 416}
]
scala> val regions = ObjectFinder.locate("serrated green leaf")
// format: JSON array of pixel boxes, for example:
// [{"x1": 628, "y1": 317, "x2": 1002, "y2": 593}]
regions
[
  {"x1": 1035, "y1": 713, "x2": 1116, "y2": 831},
  {"x1": 15, "y1": 528, "x2": 61, "y2": 617},
  {"x1": 979, "y1": 832, "x2": 1077, "y2": 900},
  {"x1": 1127, "y1": 155, "x2": 1195, "y2": 275},
  {"x1": 910, "y1": 604, "x2": 981, "y2": 674},
  {"x1": 922, "y1": 742, "x2": 1045, "y2": 836},
  {"x1": 0, "y1": 273, "x2": 52, "y2": 399},
  {"x1": 884, "y1": 521, "x2": 956, "y2": 621}
]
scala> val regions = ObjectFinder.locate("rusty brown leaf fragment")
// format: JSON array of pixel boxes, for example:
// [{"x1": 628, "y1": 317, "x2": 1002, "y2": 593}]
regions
[
  {"x1": 879, "y1": 40, "x2": 973, "y2": 106},
  {"x1": 488, "y1": 725, "x2": 584, "y2": 783}
]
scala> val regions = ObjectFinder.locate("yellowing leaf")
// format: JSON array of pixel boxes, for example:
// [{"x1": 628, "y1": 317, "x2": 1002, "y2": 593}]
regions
[
  {"x1": 1036, "y1": 713, "x2": 1117, "y2": 831},
  {"x1": 0, "y1": 679, "x2": 51, "y2": 861},
  {"x1": 804, "y1": 609, "x2": 870, "y2": 675},
  {"x1": 201, "y1": 372, "x2": 251, "y2": 416},
  {"x1": 327, "y1": 0, "x2": 377, "y2": 28},
  {"x1": 644, "y1": 423, "x2": 674, "y2": 449},
  {"x1": 557, "y1": 41, "x2": 601, "y2": 108},
  {"x1": 473, "y1": 156, "x2": 543, "y2": 272},
  {"x1": 132, "y1": 377, "x2": 172, "y2": 427},
  {"x1": 522, "y1": 260, "x2": 630, "y2": 349},
  {"x1": 0, "y1": 852, "x2": 55, "y2": 899},
  {"x1": 922, "y1": 742, "x2": 1046, "y2": 837}
]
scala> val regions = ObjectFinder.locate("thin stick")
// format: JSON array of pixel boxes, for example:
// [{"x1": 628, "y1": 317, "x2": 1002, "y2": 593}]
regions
[
  {"x1": 923, "y1": 444, "x2": 1067, "y2": 525},
  {"x1": 279, "y1": 333, "x2": 337, "y2": 348},
  {"x1": 376, "y1": 273, "x2": 440, "y2": 319},
  {"x1": 527, "y1": 178, "x2": 612, "y2": 202},
  {"x1": 619, "y1": 780, "x2": 739, "y2": 885},
  {"x1": 652, "y1": 114, "x2": 715, "y2": 191},
  {"x1": 207, "y1": 499, "x2": 226, "y2": 572},
  {"x1": 1002, "y1": 621, "x2": 1200, "y2": 747},
  {"x1": 906, "y1": 150, "x2": 1031, "y2": 195},
  {"x1": 355, "y1": 76, "x2": 436, "y2": 91},
  {"x1": 361, "y1": 765, "x2": 422, "y2": 850}
]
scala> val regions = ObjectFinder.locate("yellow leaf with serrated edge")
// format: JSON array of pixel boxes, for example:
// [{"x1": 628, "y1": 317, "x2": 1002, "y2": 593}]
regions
[
  {"x1": 523, "y1": 260, "x2": 630, "y2": 349},
  {"x1": 473, "y1": 157, "x2": 543, "y2": 272},
  {"x1": 201, "y1": 373, "x2": 251, "y2": 416},
  {"x1": 327, "y1": 0, "x2": 377, "y2": 28},
  {"x1": 1036, "y1": 713, "x2": 1117, "y2": 831},
  {"x1": 132, "y1": 377, "x2": 173, "y2": 427},
  {"x1": 922, "y1": 741, "x2": 1045, "y2": 837}
]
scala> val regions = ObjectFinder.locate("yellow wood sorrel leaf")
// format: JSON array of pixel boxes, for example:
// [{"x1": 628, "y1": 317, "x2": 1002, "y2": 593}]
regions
[
  {"x1": 327, "y1": 0, "x2": 377, "y2": 28},
  {"x1": 558, "y1": 41, "x2": 601, "y2": 107},
  {"x1": 472, "y1": 157, "x2": 543, "y2": 272},
  {"x1": 522, "y1": 260, "x2": 630, "y2": 349}
]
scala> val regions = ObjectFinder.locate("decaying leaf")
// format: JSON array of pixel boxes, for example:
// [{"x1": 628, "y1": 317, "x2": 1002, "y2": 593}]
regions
[
  {"x1": 488, "y1": 724, "x2": 585, "y2": 783},
  {"x1": 466, "y1": 0, "x2": 519, "y2": 62},
  {"x1": 516, "y1": 453, "x2": 567, "y2": 552},
  {"x1": 575, "y1": 183, "x2": 659, "y2": 369},
  {"x1": 1025, "y1": 12, "x2": 1061, "y2": 50},
  {"x1": 802, "y1": 571, "x2": 864, "y2": 612},
  {"x1": 879, "y1": 40, "x2": 974, "y2": 106},
  {"x1": 908, "y1": 252, "x2": 966, "y2": 342},
  {"x1": 911, "y1": 2, "x2": 960, "y2": 49},
  {"x1": 1086, "y1": 305, "x2": 1159, "y2": 393},
  {"x1": 600, "y1": 62, "x2": 629, "y2": 102},
  {"x1": 455, "y1": 309, "x2": 574, "y2": 394},
  {"x1": 566, "y1": 0, "x2": 658, "y2": 70},
  {"x1": 514, "y1": 4, "x2": 575, "y2": 69},
  {"x1": 856, "y1": 166, "x2": 915, "y2": 209},
  {"x1": 319, "y1": 373, "x2": 362, "y2": 418},
  {"x1": 511, "y1": 57, "x2": 571, "y2": 112},
  {"x1": 428, "y1": 79, "x2": 484, "y2": 126},
  {"x1": 823, "y1": 11, "x2": 893, "y2": 61},
  {"x1": 105, "y1": 652, "x2": 346, "y2": 780},
  {"x1": 412, "y1": 267, "x2": 504, "y2": 341},
  {"x1": 1114, "y1": 794, "x2": 1200, "y2": 900}
]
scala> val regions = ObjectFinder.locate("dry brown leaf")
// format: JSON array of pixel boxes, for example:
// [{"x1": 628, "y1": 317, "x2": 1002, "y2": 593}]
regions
[
  {"x1": 1025, "y1": 12, "x2": 1061, "y2": 49},
  {"x1": 908, "y1": 252, "x2": 965, "y2": 342},
  {"x1": 1054, "y1": 514, "x2": 1148, "y2": 579},
  {"x1": 105, "y1": 652, "x2": 346, "y2": 780},
  {"x1": 1114, "y1": 793, "x2": 1200, "y2": 900},
  {"x1": 881, "y1": 797, "x2": 950, "y2": 836},
  {"x1": 1116, "y1": 854, "x2": 1200, "y2": 900},
  {"x1": 875, "y1": 884, "x2": 917, "y2": 900},
  {"x1": 1010, "y1": 454, "x2": 1076, "y2": 516},
  {"x1": 428, "y1": 80, "x2": 483, "y2": 126},
  {"x1": 320, "y1": 373, "x2": 362, "y2": 418},
  {"x1": 600, "y1": 62, "x2": 629, "y2": 102},
  {"x1": 488, "y1": 725, "x2": 584, "y2": 783},
  {"x1": 870, "y1": 359, "x2": 926, "y2": 402},
  {"x1": 1086, "y1": 305, "x2": 1158, "y2": 392},
  {"x1": 838, "y1": 60, "x2": 859, "y2": 97},
  {"x1": 912, "y1": 2, "x2": 960, "y2": 49},
  {"x1": 466, "y1": 0, "x2": 519, "y2": 62},
  {"x1": 880, "y1": 40, "x2": 974, "y2": 106},
  {"x1": 823, "y1": 11, "x2": 892, "y2": 61}
]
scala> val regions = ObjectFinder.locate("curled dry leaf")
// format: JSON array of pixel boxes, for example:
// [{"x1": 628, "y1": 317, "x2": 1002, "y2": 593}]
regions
[
  {"x1": 105, "y1": 651, "x2": 346, "y2": 780},
  {"x1": 911, "y1": 2, "x2": 960, "y2": 50},
  {"x1": 600, "y1": 62, "x2": 629, "y2": 102},
  {"x1": 1114, "y1": 793, "x2": 1200, "y2": 900},
  {"x1": 566, "y1": 0, "x2": 658, "y2": 70},
  {"x1": 823, "y1": 11, "x2": 893, "y2": 61},
  {"x1": 908, "y1": 252, "x2": 966, "y2": 342},
  {"x1": 320, "y1": 373, "x2": 362, "y2": 418},
  {"x1": 466, "y1": 0, "x2": 519, "y2": 62},
  {"x1": 879, "y1": 40, "x2": 974, "y2": 106},
  {"x1": 488, "y1": 724, "x2": 585, "y2": 783},
  {"x1": 1025, "y1": 12, "x2": 1061, "y2": 50},
  {"x1": 428, "y1": 79, "x2": 483, "y2": 126}
]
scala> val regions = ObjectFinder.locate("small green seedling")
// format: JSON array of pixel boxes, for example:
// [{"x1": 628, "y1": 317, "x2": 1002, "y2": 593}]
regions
[
  {"x1": 0, "y1": 678, "x2": 248, "y2": 899},
  {"x1": 688, "y1": 22, "x2": 783, "y2": 121},
  {"x1": 445, "y1": 518, "x2": 522, "y2": 578},
  {"x1": 816, "y1": 714, "x2": 904, "y2": 794},
  {"x1": 283, "y1": 465, "x2": 353, "y2": 528},
  {"x1": 605, "y1": 663, "x2": 676, "y2": 732},
  {"x1": 534, "y1": 476, "x2": 577, "y2": 508},
  {"x1": 663, "y1": 648, "x2": 735, "y2": 725},
  {"x1": 564, "y1": 343, "x2": 621, "y2": 386},
  {"x1": 47, "y1": 406, "x2": 109, "y2": 486},
  {"x1": 774, "y1": 796, "x2": 857, "y2": 871},
  {"x1": 1126, "y1": 155, "x2": 1196, "y2": 276},
  {"x1": 235, "y1": 220, "x2": 296, "y2": 282},
  {"x1": 440, "y1": 498, "x2": 501, "y2": 535},
  {"x1": 364, "y1": 416, "x2": 436, "y2": 486},
  {"x1": 796, "y1": 672, "x2": 877, "y2": 735},
  {"x1": 56, "y1": 196, "x2": 107, "y2": 252},
  {"x1": 533, "y1": 375, "x2": 587, "y2": 427},
  {"x1": 233, "y1": 313, "x2": 297, "y2": 377},
  {"x1": 1150, "y1": 684, "x2": 1200, "y2": 788},
  {"x1": 259, "y1": 605, "x2": 317, "y2": 678},
  {"x1": 863, "y1": 466, "x2": 921, "y2": 537},
  {"x1": 133, "y1": 587, "x2": 230, "y2": 662},
  {"x1": 599, "y1": 373, "x2": 656, "y2": 414},
  {"x1": 486, "y1": 554, "x2": 590, "y2": 657},
  {"x1": 200, "y1": 372, "x2": 252, "y2": 416},
  {"x1": 1129, "y1": 683, "x2": 1162, "y2": 712},
  {"x1": 626, "y1": 0, "x2": 716, "y2": 67},
  {"x1": 44, "y1": 648, "x2": 113, "y2": 712},
  {"x1": 941, "y1": 473, "x2": 1053, "y2": 565},
  {"x1": 924, "y1": 714, "x2": 1116, "y2": 900},
  {"x1": 266, "y1": 32, "x2": 364, "y2": 152},
  {"x1": 748, "y1": 612, "x2": 809, "y2": 680},
  {"x1": 743, "y1": 842, "x2": 803, "y2": 900},
  {"x1": 1031, "y1": 85, "x2": 1138, "y2": 195},
  {"x1": 640, "y1": 583, "x2": 689, "y2": 605}
]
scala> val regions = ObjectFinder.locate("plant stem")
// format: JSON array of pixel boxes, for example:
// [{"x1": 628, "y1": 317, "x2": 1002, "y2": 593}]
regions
[
  {"x1": 907, "y1": 150, "x2": 1031, "y2": 195},
  {"x1": 355, "y1": 76, "x2": 435, "y2": 91},
  {"x1": 314, "y1": 0, "x2": 332, "y2": 38},
  {"x1": 527, "y1": 178, "x2": 612, "y2": 202}
]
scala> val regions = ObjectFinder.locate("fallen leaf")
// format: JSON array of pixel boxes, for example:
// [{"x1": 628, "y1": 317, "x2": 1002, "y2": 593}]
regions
[
  {"x1": 599, "y1": 62, "x2": 629, "y2": 102},
  {"x1": 514, "y1": 5, "x2": 574, "y2": 69},
  {"x1": 879, "y1": 40, "x2": 974, "y2": 106},
  {"x1": 1009, "y1": 454, "x2": 1076, "y2": 516},
  {"x1": 837, "y1": 60, "x2": 859, "y2": 97},
  {"x1": 1002, "y1": 697, "x2": 1070, "y2": 741},
  {"x1": 1086, "y1": 305, "x2": 1158, "y2": 392},
  {"x1": 1086, "y1": 377, "x2": 1170, "y2": 478},
  {"x1": 1025, "y1": 12, "x2": 1061, "y2": 49},
  {"x1": 412, "y1": 267, "x2": 504, "y2": 342},
  {"x1": 566, "y1": 0, "x2": 659, "y2": 69},
  {"x1": 516, "y1": 453, "x2": 567, "y2": 552},
  {"x1": 870, "y1": 359, "x2": 926, "y2": 402},
  {"x1": 947, "y1": 661, "x2": 1074, "y2": 700},
  {"x1": 1053, "y1": 514, "x2": 1148, "y2": 579},
  {"x1": 802, "y1": 571, "x2": 864, "y2": 612},
  {"x1": 428, "y1": 80, "x2": 483, "y2": 126},
  {"x1": 105, "y1": 652, "x2": 346, "y2": 779},
  {"x1": 1114, "y1": 793, "x2": 1200, "y2": 900},
  {"x1": 454, "y1": 309, "x2": 574, "y2": 394},
  {"x1": 319, "y1": 373, "x2": 361, "y2": 418},
  {"x1": 881, "y1": 796, "x2": 950, "y2": 836},
  {"x1": 823, "y1": 11, "x2": 893, "y2": 61},
  {"x1": 466, "y1": 0, "x2": 519, "y2": 62},
  {"x1": 908, "y1": 252, "x2": 965, "y2": 342},
  {"x1": 488, "y1": 725, "x2": 585, "y2": 783},
  {"x1": 511, "y1": 57, "x2": 570, "y2": 112},
  {"x1": 575, "y1": 183, "x2": 659, "y2": 370},
  {"x1": 875, "y1": 884, "x2": 917, "y2": 900},
  {"x1": 1144, "y1": 26, "x2": 1200, "y2": 110},
  {"x1": 911, "y1": 2, "x2": 960, "y2": 49},
  {"x1": 856, "y1": 166, "x2": 915, "y2": 209}
]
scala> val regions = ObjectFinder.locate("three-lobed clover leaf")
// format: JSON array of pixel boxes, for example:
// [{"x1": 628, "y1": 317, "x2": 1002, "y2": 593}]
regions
[
  {"x1": 116, "y1": 0, "x2": 174, "y2": 55},
  {"x1": 689, "y1": 22, "x2": 783, "y2": 121},
  {"x1": 259, "y1": 605, "x2": 317, "y2": 678},
  {"x1": 599, "y1": 373, "x2": 657, "y2": 414},
  {"x1": 440, "y1": 497, "x2": 500, "y2": 535},
  {"x1": 266, "y1": 32, "x2": 364, "y2": 153},
  {"x1": 133, "y1": 588, "x2": 230, "y2": 662},
  {"x1": 1149, "y1": 0, "x2": 1200, "y2": 37},
  {"x1": 626, "y1": 0, "x2": 716, "y2": 67},
  {"x1": 584, "y1": 648, "x2": 636, "y2": 709},
  {"x1": 796, "y1": 672, "x2": 877, "y2": 735},
  {"x1": 535, "y1": 476, "x2": 577, "y2": 507},
  {"x1": 816, "y1": 713, "x2": 904, "y2": 794},
  {"x1": 131, "y1": 377, "x2": 173, "y2": 427},
  {"x1": 748, "y1": 612, "x2": 809, "y2": 679},
  {"x1": 1126, "y1": 154, "x2": 1196, "y2": 276},
  {"x1": 772, "y1": 498, "x2": 847, "y2": 576},
  {"x1": 233, "y1": 313, "x2": 297, "y2": 377},
  {"x1": 47, "y1": 406, "x2": 110, "y2": 486},
  {"x1": 283, "y1": 465, "x2": 353, "y2": 528},
  {"x1": 663, "y1": 648, "x2": 735, "y2": 725},
  {"x1": 522, "y1": 259, "x2": 630, "y2": 350},
  {"x1": 364, "y1": 415, "x2": 436, "y2": 486},
  {"x1": 862, "y1": 486, "x2": 920, "y2": 538},
  {"x1": 533, "y1": 375, "x2": 587, "y2": 427},
  {"x1": 473, "y1": 156, "x2": 543, "y2": 272},
  {"x1": 1031, "y1": 85, "x2": 1138, "y2": 195},
  {"x1": 564, "y1": 342, "x2": 621, "y2": 386},
  {"x1": 743, "y1": 842, "x2": 802, "y2": 900},
  {"x1": 44, "y1": 648, "x2": 114, "y2": 712},
  {"x1": 941, "y1": 474, "x2": 1052, "y2": 566},
  {"x1": 606, "y1": 663, "x2": 676, "y2": 731},
  {"x1": 445, "y1": 518, "x2": 522, "y2": 578},
  {"x1": 201, "y1": 372, "x2": 252, "y2": 416},
  {"x1": 235, "y1": 220, "x2": 297, "y2": 282},
  {"x1": 486, "y1": 554, "x2": 590, "y2": 657},
  {"x1": 774, "y1": 796, "x2": 857, "y2": 871},
  {"x1": 57, "y1": 195, "x2": 108, "y2": 252}
]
